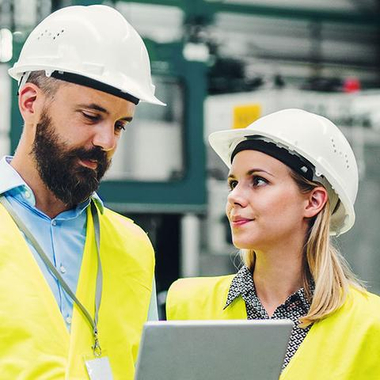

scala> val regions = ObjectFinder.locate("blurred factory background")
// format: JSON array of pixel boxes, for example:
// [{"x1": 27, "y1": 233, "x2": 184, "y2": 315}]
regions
[{"x1": 1, "y1": 0, "x2": 380, "y2": 318}]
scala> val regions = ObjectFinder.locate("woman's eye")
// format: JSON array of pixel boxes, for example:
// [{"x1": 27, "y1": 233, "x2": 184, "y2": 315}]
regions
[
  {"x1": 252, "y1": 176, "x2": 268, "y2": 187},
  {"x1": 228, "y1": 180, "x2": 238, "y2": 190}
]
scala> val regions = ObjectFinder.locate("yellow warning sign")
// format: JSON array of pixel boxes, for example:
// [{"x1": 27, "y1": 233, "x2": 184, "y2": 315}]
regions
[{"x1": 233, "y1": 104, "x2": 261, "y2": 129}]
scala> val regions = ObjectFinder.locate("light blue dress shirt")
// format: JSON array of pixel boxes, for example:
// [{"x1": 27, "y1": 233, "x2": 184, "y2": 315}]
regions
[{"x1": 0, "y1": 156, "x2": 158, "y2": 329}]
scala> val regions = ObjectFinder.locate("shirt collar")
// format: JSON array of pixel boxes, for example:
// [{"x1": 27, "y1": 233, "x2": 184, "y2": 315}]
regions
[
  {"x1": 0, "y1": 155, "x2": 104, "y2": 213},
  {"x1": 0, "y1": 156, "x2": 33, "y2": 195},
  {"x1": 89, "y1": 193, "x2": 104, "y2": 214},
  {"x1": 224, "y1": 266, "x2": 254, "y2": 309},
  {"x1": 224, "y1": 265, "x2": 313, "y2": 311}
]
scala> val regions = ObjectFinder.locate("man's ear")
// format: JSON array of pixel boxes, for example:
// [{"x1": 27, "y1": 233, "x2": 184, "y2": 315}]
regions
[
  {"x1": 18, "y1": 83, "x2": 44, "y2": 124},
  {"x1": 304, "y1": 187, "x2": 328, "y2": 219}
]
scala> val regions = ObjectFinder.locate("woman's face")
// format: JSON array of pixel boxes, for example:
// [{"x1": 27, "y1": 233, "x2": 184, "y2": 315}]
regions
[{"x1": 226, "y1": 150, "x2": 310, "y2": 251}]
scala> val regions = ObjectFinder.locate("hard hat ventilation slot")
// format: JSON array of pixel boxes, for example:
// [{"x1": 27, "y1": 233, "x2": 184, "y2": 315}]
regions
[
  {"x1": 37, "y1": 29, "x2": 65, "y2": 41},
  {"x1": 345, "y1": 154, "x2": 350, "y2": 169},
  {"x1": 330, "y1": 137, "x2": 338, "y2": 153},
  {"x1": 331, "y1": 137, "x2": 351, "y2": 169}
]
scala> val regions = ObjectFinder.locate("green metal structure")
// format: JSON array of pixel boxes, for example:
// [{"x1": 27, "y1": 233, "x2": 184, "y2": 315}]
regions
[
  {"x1": 9, "y1": 0, "x2": 380, "y2": 212},
  {"x1": 72, "y1": 0, "x2": 380, "y2": 25}
]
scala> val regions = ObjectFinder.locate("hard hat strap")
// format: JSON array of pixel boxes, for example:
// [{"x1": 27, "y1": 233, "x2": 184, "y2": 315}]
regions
[
  {"x1": 231, "y1": 136, "x2": 315, "y2": 181},
  {"x1": 50, "y1": 71, "x2": 140, "y2": 105}
]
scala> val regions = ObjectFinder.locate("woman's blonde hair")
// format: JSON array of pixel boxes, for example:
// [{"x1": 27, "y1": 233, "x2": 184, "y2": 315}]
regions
[{"x1": 241, "y1": 170, "x2": 365, "y2": 327}]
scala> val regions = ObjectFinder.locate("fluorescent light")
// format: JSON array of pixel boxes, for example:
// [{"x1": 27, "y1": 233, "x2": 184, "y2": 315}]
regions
[{"x1": 0, "y1": 29, "x2": 13, "y2": 63}]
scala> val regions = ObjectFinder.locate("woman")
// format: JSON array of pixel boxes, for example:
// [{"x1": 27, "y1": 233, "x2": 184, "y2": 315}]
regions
[{"x1": 166, "y1": 109, "x2": 380, "y2": 379}]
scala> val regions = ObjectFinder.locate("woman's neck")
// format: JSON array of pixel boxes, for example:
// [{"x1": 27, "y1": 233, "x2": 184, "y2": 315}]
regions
[{"x1": 252, "y1": 246, "x2": 305, "y2": 317}]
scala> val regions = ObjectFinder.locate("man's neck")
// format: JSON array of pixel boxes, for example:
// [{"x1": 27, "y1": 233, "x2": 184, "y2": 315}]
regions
[{"x1": 10, "y1": 153, "x2": 70, "y2": 218}]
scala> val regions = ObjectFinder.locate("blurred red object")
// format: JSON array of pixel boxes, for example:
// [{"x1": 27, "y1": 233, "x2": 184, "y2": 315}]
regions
[{"x1": 343, "y1": 77, "x2": 361, "y2": 93}]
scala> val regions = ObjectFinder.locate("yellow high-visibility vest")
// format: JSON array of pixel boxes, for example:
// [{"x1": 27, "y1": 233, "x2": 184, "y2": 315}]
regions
[
  {"x1": 0, "y1": 203, "x2": 154, "y2": 380},
  {"x1": 167, "y1": 275, "x2": 380, "y2": 380}
]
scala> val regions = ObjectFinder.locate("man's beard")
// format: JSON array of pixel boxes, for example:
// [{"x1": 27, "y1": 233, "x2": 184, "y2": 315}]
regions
[{"x1": 31, "y1": 111, "x2": 111, "y2": 207}]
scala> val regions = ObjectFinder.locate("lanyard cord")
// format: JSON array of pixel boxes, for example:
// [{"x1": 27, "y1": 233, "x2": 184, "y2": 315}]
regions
[{"x1": 0, "y1": 196, "x2": 103, "y2": 357}]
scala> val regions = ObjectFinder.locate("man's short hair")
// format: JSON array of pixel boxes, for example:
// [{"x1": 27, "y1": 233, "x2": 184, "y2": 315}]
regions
[{"x1": 26, "y1": 71, "x2": 63, "y2": 97}]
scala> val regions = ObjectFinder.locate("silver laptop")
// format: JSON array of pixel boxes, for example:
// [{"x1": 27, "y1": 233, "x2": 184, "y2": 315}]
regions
[{"x1": 135, "y1": 319, "x2": 293, "y2": 380}]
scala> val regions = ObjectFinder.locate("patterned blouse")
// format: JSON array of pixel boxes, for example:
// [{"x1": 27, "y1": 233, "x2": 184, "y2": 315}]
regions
[{"x1": 224, "y1": 266, "x2": 313, "y2": 370}]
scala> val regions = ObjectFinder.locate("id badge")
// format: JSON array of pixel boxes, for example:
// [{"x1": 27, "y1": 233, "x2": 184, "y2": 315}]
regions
[{"x1": 85, "y1": 355, "x2": 114, "y2": 380}]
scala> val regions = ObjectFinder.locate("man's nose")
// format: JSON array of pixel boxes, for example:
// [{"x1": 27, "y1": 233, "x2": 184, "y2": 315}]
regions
[{"x1": 92, "y1": 123, "x2": 117, "y2": 152}]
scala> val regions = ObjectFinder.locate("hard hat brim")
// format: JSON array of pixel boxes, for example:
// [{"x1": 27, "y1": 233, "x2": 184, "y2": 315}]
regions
[{"x1": 9, "y1": 66, "x2": 166, "y2": 106}]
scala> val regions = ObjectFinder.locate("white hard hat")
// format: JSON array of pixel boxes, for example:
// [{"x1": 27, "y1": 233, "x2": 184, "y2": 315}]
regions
[
  {"x1": 8, "y1": 5, "x2": 165, "y2": 106},
  {"x1": 209, "y1": 108, "x2": 359, "y2": 236}
]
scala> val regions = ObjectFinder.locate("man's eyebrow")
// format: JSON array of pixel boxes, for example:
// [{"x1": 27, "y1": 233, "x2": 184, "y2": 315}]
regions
[
  {"x1": 78, "y1": 103, "x2": 109, "y2": 114},
  {"x1": 78, "y1": 103, "x2": 133, "y2": 122}
]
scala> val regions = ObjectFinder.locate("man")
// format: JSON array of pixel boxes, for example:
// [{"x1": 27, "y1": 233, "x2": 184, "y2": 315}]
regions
[{"x1": 0, "y1": 5, "x2": 164, "y2": 379}]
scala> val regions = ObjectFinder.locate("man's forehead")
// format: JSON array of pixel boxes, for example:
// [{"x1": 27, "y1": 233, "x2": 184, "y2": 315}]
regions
[{"x1": 56, "y1": 83, "x2": 136, "y2": 116}]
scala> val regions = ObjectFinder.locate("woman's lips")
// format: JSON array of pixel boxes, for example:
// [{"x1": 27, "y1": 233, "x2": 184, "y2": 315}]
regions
[{"x1": 231, "y1": 217, "x2": 254, "y2": 227}]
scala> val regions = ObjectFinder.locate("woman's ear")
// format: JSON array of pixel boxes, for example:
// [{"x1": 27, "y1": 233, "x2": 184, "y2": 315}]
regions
[
  {"x1": 18, "y1": 83, "x2": 44, "y2": 124},
  {"x1": 304, "y1": 187, "x2": 328, "y2": 219}
]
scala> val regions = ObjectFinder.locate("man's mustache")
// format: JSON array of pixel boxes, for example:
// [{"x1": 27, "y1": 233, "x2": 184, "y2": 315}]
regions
[{"x1": 69, "y1": 147, "x2": 108, "y2": 164}]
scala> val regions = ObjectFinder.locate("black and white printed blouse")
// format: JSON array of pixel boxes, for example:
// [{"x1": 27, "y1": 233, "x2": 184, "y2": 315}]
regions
[{"x1": 224, "y1": 266, "x2": 313, "y2": 370}]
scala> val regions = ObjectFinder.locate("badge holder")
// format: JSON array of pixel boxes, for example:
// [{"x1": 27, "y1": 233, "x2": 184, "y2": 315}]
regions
[
  {"x1": 84, "y1": 329, "x2": 113, "y2": 380},
  {"x1": 84, "y1": 352, "x2": 113, "y2": 380}
]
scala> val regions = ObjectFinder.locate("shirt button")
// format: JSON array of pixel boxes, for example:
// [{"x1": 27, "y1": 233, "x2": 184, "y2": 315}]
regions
[
  {"x1": 24, "y1": 190, "x2": 31, "y2": 199},
  {"x1": 66, "y1": 316, "x2": 72, "y2": 324},
  {"x1": 60, "y1": 265, "x2": 66, "y2": 274},
  {"x1": 52, "y1": 220, "x2": 57, "y2": 226}
]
